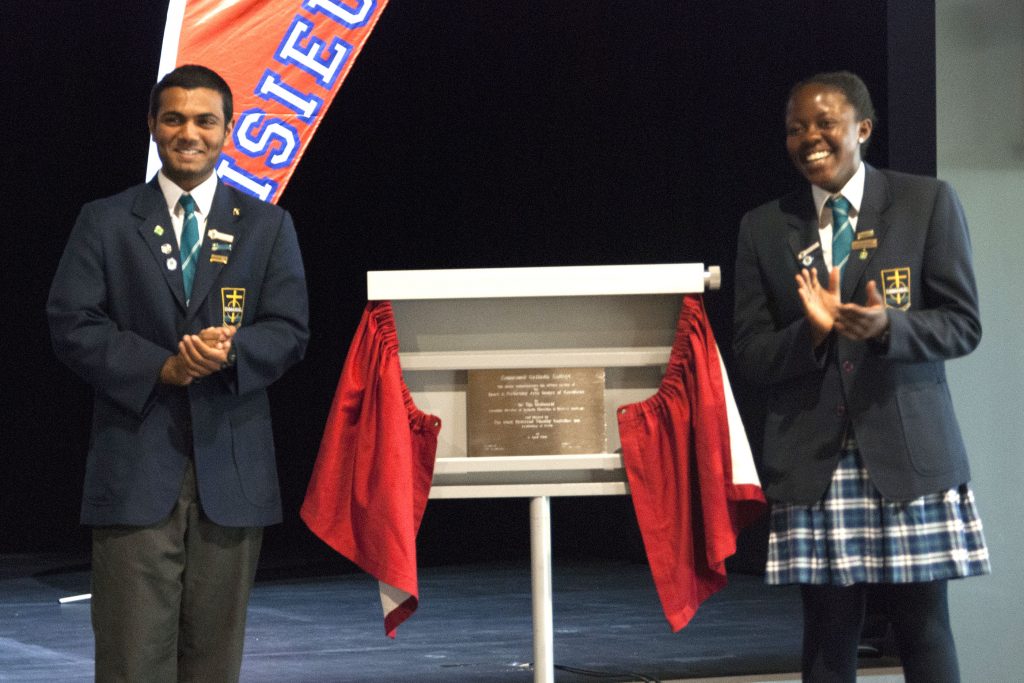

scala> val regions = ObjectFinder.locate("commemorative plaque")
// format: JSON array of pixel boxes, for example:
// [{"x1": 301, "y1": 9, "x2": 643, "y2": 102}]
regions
[{"x1": 467, "y1": 368, "x2": 607, "y2": 456}]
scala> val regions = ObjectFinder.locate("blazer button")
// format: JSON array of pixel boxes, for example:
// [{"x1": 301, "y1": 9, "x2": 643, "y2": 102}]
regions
[
  {"x1": 836, "y1": 404, "x2": 846, "y2": 417},
  {"x1": 842, "y1": 360, "x2": 854, "y2": 373}
]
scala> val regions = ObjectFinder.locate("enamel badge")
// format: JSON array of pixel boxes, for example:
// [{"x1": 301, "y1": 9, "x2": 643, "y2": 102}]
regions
[
  {"x1": 852, "y1": 233, "x2": 877, "y2": 262},
  {"x1": 797, "y1": 241, "x2": 820, "y2": 267},
  {"x1": 221, "y1": 287, "x2": 245, "y2": 325},
  {"x1": 881, "y1": 267, "x2": 911, "y2": 310},
  {"x1": 208, "y1": 230, "x2": 233, "y2": 265}
]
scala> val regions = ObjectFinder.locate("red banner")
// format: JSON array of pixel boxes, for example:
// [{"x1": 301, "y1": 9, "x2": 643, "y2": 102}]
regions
[{"x1": 150, "y1": 0, "x2": 388, "y2": 203}]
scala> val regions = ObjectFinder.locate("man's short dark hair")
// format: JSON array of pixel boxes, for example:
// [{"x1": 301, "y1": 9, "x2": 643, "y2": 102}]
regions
[
  {"x1": 149, "y1": 64, "x2": 233, "y2": 123},
  {"x1": 790, "y1": 71, "x2": 878, "y2": 155}
]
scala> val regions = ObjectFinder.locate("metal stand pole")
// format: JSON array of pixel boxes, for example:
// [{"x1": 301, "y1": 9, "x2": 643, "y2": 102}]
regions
[{"x1": 530, "y1": 495, "x2": 554, "y2": 683}]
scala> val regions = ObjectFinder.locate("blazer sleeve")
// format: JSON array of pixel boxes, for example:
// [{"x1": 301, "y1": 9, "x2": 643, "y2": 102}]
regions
[
  {"x1": 882, "y1": 180, "x2": 981, "y2": 362},
  {"x1": 47, "y1": 202, "x2": 171, "y2": 417},
  {"x1": 732, "y1": 209, "x2": 827, "y2": 387},
  {"x1": 230, "y1": 209, "x2": 309, "y2": 396}
]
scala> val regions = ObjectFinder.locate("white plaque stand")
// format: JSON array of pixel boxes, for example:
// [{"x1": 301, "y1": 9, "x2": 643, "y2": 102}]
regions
[{"x1": 368, "y1": 263, "x2": 720, "y2": 683}]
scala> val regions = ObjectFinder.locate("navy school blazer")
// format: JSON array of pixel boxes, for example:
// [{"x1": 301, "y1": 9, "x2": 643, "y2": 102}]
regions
[
  {"x1": 48, "y1": 179, "x2": 309, "y2": 527},
  {"x1": 732, "y1": 165, "x2": 980, "y2": 504}
]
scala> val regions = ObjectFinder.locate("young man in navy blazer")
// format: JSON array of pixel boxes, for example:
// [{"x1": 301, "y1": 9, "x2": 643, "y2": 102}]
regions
[{"x1": 48, "y1": 64, "x2": 309, "y2": 682}]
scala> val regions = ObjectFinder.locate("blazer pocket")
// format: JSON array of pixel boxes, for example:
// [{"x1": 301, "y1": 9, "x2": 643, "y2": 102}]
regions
[
  {"x1": 229, "y1": 411, "x2": 280, "y2": 507},
  {"x1": 895, "y1": 382, "x2": 964, "y2": 476},
  {"x1": 82, "y1": 449, "x2": 128, "y2": 505}
]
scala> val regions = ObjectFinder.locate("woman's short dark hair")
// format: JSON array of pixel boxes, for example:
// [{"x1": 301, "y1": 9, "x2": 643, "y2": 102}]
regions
[{"x1": 149, "y1": 64, "x2": 233, "y2": 123}]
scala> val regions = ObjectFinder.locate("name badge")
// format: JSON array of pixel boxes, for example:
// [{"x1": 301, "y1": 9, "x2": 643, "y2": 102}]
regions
[{"x1": 208, "y1": 229, "x2": 234, "y2": 243}]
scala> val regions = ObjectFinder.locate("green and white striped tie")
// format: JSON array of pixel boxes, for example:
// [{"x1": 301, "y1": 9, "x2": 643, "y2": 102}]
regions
[
  {"x1": 178, "y1": 193, "x2": 200, "y2": 303},
  {"x1": 828, "y1": 195, "x2": 853, "y2": 274}
]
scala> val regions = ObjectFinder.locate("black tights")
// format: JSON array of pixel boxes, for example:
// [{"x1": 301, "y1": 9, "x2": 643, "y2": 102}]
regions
[{"x1": 800, "y1": 581, "x2": 959, "y2": 683}]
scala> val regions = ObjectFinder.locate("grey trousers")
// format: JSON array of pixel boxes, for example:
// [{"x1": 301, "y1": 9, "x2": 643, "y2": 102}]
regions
[{"x1": 91, "y1": 459, "x2": 263, "y2": 683}]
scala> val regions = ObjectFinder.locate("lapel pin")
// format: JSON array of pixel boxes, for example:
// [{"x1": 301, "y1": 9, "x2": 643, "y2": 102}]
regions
[
  {"x1": 797, "y1": 241, "x2": 820, "y2": 267},
  {"x1": 161, "y1": 243, "x2": 172, "y2": 255},
  {"x1": 208, "y1": 228, "x2": 235, "y2": 243},
  {"x1": 166, "y1": 257, "x2": 177, "y2": 271},
  {"x1": 154, "y1": 225, "x2": 165, "y2": 236},
  {"x1": 232, "y1": 207, "x2": 240, "y2": 216}
]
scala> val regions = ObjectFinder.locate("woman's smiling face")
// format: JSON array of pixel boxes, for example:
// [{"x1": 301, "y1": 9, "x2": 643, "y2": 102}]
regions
[{"x1": 785, "y1": 83, "x2": 872, "y2": 193}]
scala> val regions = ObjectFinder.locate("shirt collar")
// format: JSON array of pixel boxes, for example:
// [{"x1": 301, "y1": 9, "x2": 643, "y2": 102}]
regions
[
  {"x1": 156, "y1": 171, "x2": 219, "y2": 218},
  {"x1": 811, "y1": 161, "x2": 866, "y2": 221}
]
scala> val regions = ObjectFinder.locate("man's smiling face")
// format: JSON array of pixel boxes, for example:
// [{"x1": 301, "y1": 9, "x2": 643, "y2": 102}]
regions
[{"x1": 148, "y1": 86, "x2": 232, "y2": 191}]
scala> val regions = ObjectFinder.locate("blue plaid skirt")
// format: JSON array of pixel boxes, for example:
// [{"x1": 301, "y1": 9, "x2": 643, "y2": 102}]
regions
[{"x1": 766, "y1": 446, "x2": 991, "y2": 585}]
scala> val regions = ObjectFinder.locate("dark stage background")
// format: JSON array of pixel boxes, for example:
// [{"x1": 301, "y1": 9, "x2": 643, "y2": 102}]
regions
[{"x1": 2, "y1": 2, "x2": 935, "y2": 573}]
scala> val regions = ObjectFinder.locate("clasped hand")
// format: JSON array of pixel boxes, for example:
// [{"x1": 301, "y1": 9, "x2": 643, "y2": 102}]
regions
[
  {"x1": 160, "y1": 325, "x2": 237, "y2": 386},
  {"x1": 795, "y1": 267, "x2": 889, "y2": 347}
]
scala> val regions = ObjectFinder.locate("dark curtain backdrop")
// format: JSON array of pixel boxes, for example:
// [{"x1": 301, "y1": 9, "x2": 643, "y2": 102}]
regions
[{"x1": 4, "y1": 2, "x2": 933, "y2": 572}]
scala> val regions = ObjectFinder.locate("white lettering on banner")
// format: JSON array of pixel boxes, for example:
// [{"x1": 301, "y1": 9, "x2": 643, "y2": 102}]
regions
[
  {"x1": 277, "y1": 16, "x2": 352, "y2": 87},
  {"x1": 256, "y1": 69, "x2": 323, "y2": 121},
  {"x1": 207, "y1": 1, "x2": 383, "y2": 202},
  {"x1": 218, "y1": 156, "x2": 278, "y2": 202},
  {"x1": 303, "y1": 0, "x2": 376, "y2": 28},
  {"x1": 234, "y1": 110, "x2": 300, "y2": 167}
]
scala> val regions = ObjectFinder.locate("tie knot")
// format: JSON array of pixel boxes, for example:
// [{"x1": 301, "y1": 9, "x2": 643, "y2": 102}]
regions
[
  {"x1": 827, "y1": 195, "x2": 850, "y2": 214},
  {"x1": 179, "y1": 193, "x2": 197, "y2": 215}
]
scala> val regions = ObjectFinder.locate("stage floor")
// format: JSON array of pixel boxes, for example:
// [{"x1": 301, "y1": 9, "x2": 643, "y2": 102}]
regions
[{"x1": 1, "y1": 554, "x2": 901, "y2": 682}]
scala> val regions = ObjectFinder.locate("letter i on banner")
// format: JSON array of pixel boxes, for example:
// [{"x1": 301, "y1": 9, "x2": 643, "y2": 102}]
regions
[{"x1": 147, "y1": 0, "x2": 388, "y2": 204}]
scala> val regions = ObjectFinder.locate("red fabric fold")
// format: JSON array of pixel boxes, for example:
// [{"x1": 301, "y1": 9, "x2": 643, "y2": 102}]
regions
[
  {"x1": 301, "y1": 301, "x2": 440, "y2": 637},
  {"x1": 617, "y1": 295, "x2": 766, "y2": 631}
]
